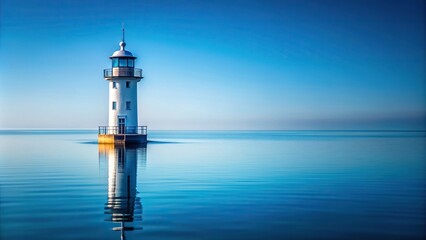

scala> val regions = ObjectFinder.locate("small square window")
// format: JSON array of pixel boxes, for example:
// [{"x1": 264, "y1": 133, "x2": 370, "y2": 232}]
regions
[
  {"x1": 112, "y1": 101, "x2": 116, "y2": 110},
  {"x1": 128, "y1": 59, "x2": 134, "y2": 67},
  {"x1": 126, "y1": 81, "x2": 130, "y2": 88},
  {"x1": 112, "y1": 82, "x2": 117, "y2": 89},
  {"x1": 126, "y1": 101, "x2": 131, "y2": 110}
]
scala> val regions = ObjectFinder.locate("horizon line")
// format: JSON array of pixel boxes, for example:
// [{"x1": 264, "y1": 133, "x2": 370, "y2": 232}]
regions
[{"x1": 0, "y1": 128, "x2": 425, "y2": 132}]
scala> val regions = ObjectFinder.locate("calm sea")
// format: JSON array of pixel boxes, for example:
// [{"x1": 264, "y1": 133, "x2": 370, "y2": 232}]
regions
[{"x1": 0, "y1": 130, "x2": 425, "y2": 239}]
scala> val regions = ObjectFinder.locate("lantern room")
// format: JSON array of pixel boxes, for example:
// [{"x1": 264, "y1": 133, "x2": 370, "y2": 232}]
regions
[{"x1": 104, "y1": 41, "x2": 142, "y2": 79}]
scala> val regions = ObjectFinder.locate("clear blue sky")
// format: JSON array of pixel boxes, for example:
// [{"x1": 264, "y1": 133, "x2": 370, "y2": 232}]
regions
[{"x1": 0, "y1": 0, "x2": 425, "y2": 130}]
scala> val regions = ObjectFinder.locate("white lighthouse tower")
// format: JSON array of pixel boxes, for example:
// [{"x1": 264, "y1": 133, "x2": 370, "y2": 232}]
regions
[{"x1": 98, "y1": 28, "x2": 147, "y2": 144}]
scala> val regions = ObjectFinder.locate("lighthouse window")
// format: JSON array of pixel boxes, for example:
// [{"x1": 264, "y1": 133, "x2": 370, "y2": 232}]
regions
[
  {"x1": 112, "y1": 82, "x2": 117, "y2": 89},
  {"x1": 119, "y1": 58, "x2": 127, "y2": 67},
  {"x1": 126, "y1": 101, "x2": 131, "y2": 110},
  {"x1": 126, "y1": 81, "x2": 130, "y2": 88},
  {"x1": 112, "y1": 58, "x2": 119, "y2": 68},
  {"x1": 128, "y1": 59, "x2": 134, "y2": 67},
  {"x1": 112, "y1": 101, "x2": 116, "y2": 110}
]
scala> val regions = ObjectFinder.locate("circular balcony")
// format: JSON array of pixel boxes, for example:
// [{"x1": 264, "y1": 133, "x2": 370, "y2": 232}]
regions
[
  {"x1": 104, "y1": 68, "x2": 143, "y2": 80},
  {"x1": 98, "y1": 126, "x2": 147, "y2": 135}
]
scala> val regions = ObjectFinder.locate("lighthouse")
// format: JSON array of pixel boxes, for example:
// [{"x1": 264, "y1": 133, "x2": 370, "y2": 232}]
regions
[{"x1": 98, "y1": 29, "x2": 147, "y2": 144}]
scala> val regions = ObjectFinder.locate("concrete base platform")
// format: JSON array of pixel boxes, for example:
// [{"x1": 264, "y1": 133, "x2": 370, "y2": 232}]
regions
[{"x1": 98, "y1": 134, "x2": 147, "y2": 144}]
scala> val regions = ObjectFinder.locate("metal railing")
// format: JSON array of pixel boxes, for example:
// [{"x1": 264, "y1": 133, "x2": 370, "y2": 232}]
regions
[
  {"x1": 98, "y1": 126, "x2": 147, "y2": 135},
  {"x1": 104, "y1": 68, "x2": 143, "y2": 78}
]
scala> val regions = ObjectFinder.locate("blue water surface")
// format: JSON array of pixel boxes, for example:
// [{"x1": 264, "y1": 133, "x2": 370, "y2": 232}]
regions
[{"x1": 0, "y1": 130, "x2": 425, "y2": 239}]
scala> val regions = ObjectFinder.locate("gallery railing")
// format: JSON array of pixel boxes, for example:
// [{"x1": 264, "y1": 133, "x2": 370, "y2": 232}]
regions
[
  {"x1": 98, "y1": 126, "x2": 147, "y2": 135},
  {"x1": 104, "y1": 68, "x2": 143, "y2": 78}
]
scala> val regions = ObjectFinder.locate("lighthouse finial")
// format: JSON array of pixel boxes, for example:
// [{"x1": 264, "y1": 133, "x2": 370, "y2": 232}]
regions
[
  {"x1": 119, "y1": 23, "x2": 126, "y2": 50},
  {"x1": 122, "y1": 23, "x2": 125, "y2": 42}
]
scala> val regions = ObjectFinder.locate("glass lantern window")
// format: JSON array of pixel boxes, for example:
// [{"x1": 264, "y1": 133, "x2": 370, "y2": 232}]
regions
[
  {"x1": 128, "y1": 59, "x2": 134, "y2": 67},
  {"x1": 112, "y1": 58, "x2": 119, "y2": 67},
  {"x1": 119, "y1": 58, "x2": 127, "y2": 67}
]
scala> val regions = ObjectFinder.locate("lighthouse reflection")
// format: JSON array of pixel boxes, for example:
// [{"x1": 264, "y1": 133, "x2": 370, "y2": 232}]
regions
[{"x1": 98, "y1": 143, "x2": 147, "y2": 240}]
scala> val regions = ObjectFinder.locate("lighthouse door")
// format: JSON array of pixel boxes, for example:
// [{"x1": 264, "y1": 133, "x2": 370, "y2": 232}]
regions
[{"x1": 118, "y1": 117, "x2": 126, "y2": 134}]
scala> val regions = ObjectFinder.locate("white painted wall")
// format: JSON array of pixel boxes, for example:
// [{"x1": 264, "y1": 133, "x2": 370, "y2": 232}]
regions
[{"x1": 108, "y1": 78, "x2": 140, "y2": 130}]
